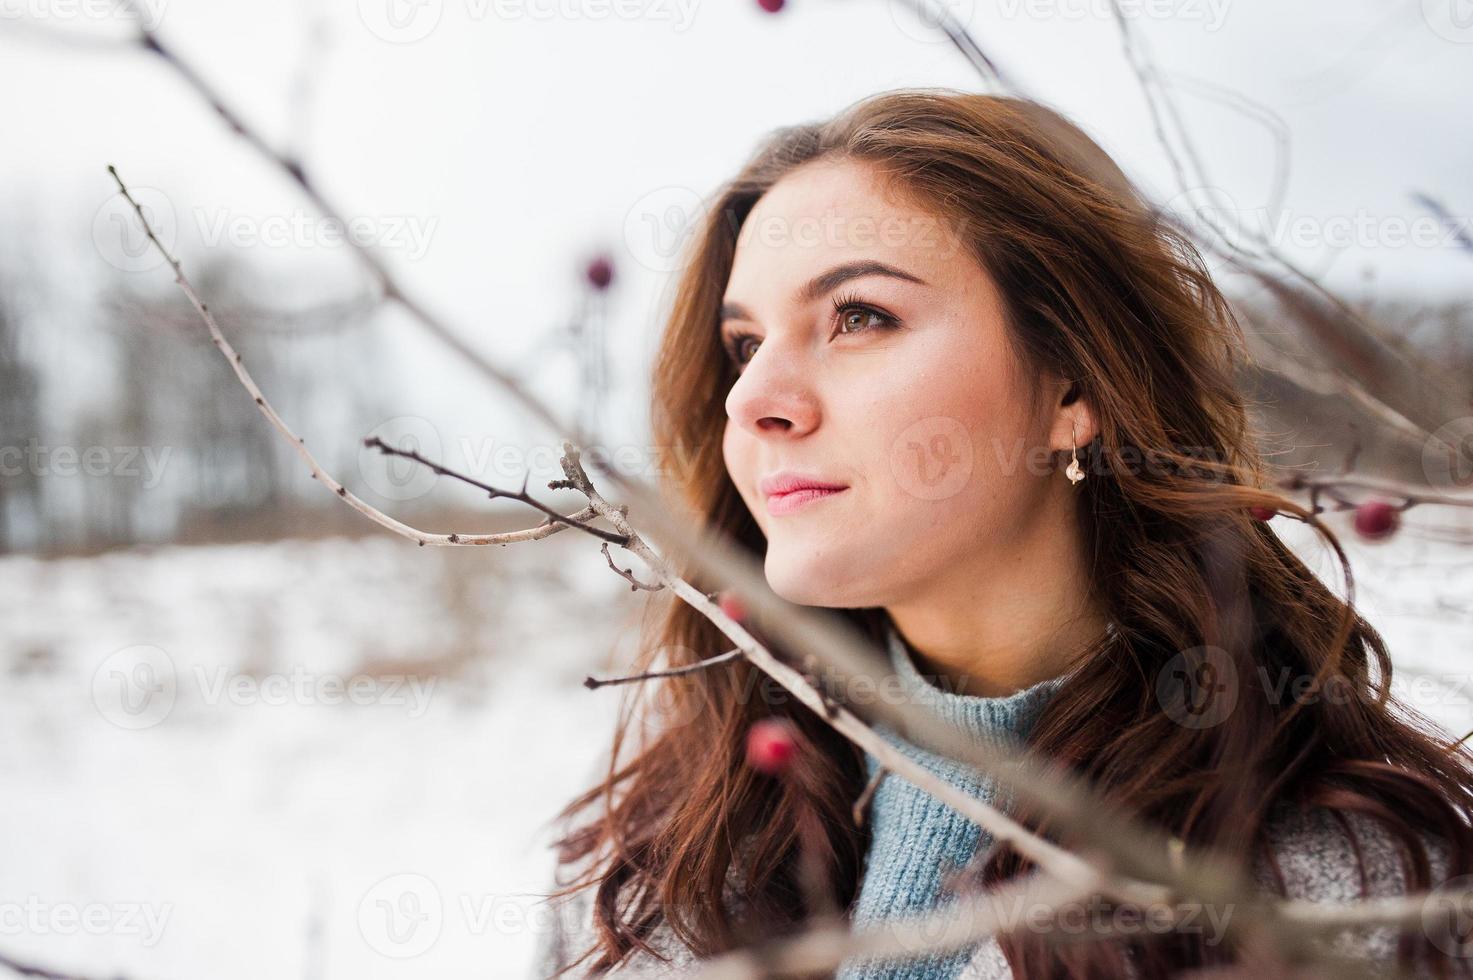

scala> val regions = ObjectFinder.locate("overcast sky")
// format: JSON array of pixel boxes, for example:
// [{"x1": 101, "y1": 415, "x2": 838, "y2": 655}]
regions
[{"x1": 2, "y1": 0, "x2": 1468, "y2": 487}]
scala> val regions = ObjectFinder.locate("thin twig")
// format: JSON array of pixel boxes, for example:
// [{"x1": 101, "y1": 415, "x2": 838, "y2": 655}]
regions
[
  {"x1": 1411, "y1": 191, "x2": 1473, "y2": 258},
  {"x1": 888, "y1": 0, "x2": 1012, "y2": 89},
  {"x1": 362, "y1": 435, "x2": 628, "y2": 544},
  {"x1": 1106, "y1": 0, "x2": 1466, "y2": 456},
  {"x1": 600, "y1": 541, "x2": 664, "y2": 592},
  {"x1": 1278, "y1": 471, "x2": 1473, "y2": 513},
  {"x1": 684, "y1": 869, "x2": 1096, "y2": 980},
  {"x1": 0, "y1": 951, "x2": 112, "y2": 980},
  {"x1": 105, "y1": 165, "x2": 594, "y2": 550},
  {"x1": 852, "y1": 766, "x2": 886, "y2": 828},
  {"x1": 584, "y1": 648, "x2": 742, "y2": 690}
]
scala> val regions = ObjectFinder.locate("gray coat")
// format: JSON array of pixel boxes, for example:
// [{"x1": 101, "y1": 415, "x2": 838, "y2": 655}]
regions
[{"x1": 531, "y1": 801, "x2": 1456, "y2": 978}]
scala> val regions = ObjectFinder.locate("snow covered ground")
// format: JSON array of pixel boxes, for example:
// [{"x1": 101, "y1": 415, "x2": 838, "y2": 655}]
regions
[
  {"x1": 1, "y1": 508, "x2": 1470, "y2": 979},
  {"x1": 0, "y1": 531, "x2": 643, "y2": 979}
]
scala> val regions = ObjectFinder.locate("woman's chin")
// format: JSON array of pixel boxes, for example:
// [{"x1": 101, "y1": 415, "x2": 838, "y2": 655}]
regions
[{"x1": 765, "y1": 554, "x2": 872, "y2": 609}]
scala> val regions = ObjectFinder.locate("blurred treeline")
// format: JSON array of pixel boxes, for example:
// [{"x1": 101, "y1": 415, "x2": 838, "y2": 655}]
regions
[
  {"x1": 0, "y1": 252, "x2": 397, "y2": 554},
  {"x1": 0, "y1": 246, "x2": 1468, "y2": 556}
]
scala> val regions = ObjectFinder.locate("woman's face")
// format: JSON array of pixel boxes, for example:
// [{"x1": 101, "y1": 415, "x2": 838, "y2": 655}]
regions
[{"x1": 720, "y1": 157, "x2": 1068, "y2": 609}]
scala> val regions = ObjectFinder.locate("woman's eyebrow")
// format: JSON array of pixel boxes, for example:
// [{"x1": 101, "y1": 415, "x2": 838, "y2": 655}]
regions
[{"x1": 719, "y1": 260, "x2": 929, "y2": 325}]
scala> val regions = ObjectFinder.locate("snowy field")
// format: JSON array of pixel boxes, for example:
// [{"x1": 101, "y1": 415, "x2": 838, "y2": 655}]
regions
[
  {"x1": 1, "y1": 508, "x2": 1471, "y2": 979},
  {"x1": 0, "y1": 530, "x2": 643, "y2": 979}
]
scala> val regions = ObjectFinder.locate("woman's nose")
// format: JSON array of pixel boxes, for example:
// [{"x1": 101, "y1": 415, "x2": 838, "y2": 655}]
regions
[{"x1": 724, "y1": 343, "x2": 820, "y2": 438}]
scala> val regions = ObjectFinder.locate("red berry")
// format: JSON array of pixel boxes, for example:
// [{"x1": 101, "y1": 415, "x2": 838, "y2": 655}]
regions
[
  {"x1": 757, "y1": 0, "x2": 783, "y2": 11},
  {"x1": 585, "y1": 255, "x2": 613, "y2": 290},
  {"x1": 746, "y1": 719, "x2": 798, "y2": 774},
  {"x1": 717, "y1": 591, "x2": 746, "y2": 623},
  {"x1": 1353, "y1": 499, "x2": 1399, "y2": 541},
  {"x1": 1249, "y1": 505, "x2": 1277, "y2": 522}
]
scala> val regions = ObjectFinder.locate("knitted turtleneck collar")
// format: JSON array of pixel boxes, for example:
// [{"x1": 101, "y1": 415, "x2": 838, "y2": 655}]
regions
[
  {"x1": 837, "y1": 620, "x2": 1075, "y2": 980},
  {"x1": 879, "y1": 620, "x2": 1075, "y2": 766}
]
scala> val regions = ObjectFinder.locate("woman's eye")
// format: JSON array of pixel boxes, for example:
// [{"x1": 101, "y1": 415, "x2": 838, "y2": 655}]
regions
[
  {"x1": 724, "y1": 300, "x2": 898, "y2": 370},
  {"x1": 724, "y1": 332, "x2": 760, "y2": 367},
  {"x1": 832, "y1": 300, "x2": 899, "y2": 337},
  {"x1": 836, "y1": 305, "x2": 889, "y2": 334}
]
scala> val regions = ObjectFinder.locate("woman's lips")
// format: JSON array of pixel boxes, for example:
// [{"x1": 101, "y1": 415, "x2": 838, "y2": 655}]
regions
[{"x1": 765, "y1": 486, "x2": 848, "y2": 516}]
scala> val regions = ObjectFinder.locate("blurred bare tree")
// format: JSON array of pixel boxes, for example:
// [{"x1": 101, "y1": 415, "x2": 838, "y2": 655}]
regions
[
  {"x1": 0, "y1": 249, "x2": 396, "y2": 554},
  {"x1": 0, "y1": 267, "x2": 43, "y2": 552}
]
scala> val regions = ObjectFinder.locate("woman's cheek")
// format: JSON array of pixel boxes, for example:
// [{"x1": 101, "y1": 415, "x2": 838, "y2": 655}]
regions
[
  {"x1": 721, "y1": 423, "x2": 757, "y2": 510},
  {"x1": 875, "y1": 404, "x2": 981, "y2": 509},
  {"x1": 720, "y1": 419, "x2": 741, "y2": 471}
]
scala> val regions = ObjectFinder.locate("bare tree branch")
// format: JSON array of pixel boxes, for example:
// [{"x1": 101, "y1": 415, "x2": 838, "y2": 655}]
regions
[
  {"x1": 584, "y1": 648, "x2": 741, "y2": 690},
  {"x1": 599, "y1": 541, "x2": 665, "y2": 592},
  {"x1": 104, "y1": 166, "x2": 600, "y2": 550},
  {"x1": 0, "y1": 951, "x2": 119, "y2": 980},
  {"x1": 361, "y1": 435, "x2": 628, "y2": 545}
]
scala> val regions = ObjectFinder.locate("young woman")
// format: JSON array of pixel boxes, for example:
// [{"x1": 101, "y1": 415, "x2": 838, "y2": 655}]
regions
[{"x1": 534, "y1": 88, "x2": 1473, "y2": 978}]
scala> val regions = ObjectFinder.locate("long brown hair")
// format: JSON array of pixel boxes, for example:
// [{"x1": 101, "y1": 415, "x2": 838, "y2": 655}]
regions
[{"x1": 544, "y1": 88, "x2": 1473, "y2": 977}]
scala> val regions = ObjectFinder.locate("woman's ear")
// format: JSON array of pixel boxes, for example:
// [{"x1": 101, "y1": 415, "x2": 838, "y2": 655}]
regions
[{"x1": 1050, "y1": 379, "x2": 1098, "y2": 453}]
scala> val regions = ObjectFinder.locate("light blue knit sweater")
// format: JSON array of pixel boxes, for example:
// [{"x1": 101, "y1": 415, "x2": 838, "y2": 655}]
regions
[
  {"x1": 534, "y1": 623, "x2": 1453, "y2": 978},
  {"x1": 836, "y1": 623, "x2": 1070, "y2": 980}
]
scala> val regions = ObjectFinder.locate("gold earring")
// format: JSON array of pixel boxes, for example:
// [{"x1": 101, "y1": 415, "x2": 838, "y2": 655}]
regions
[{"x1": 1066, "y1": 420, "x2": 1085, "y2": 485}]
